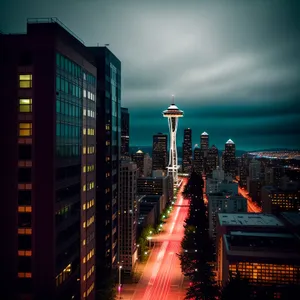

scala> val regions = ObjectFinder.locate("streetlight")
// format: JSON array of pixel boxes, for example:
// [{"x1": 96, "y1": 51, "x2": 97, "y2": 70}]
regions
[{"x1": 118, "y1": 266, "x2": 122, "y2": 298}]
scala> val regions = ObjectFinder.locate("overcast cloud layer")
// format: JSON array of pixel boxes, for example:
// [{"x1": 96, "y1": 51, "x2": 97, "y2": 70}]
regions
[{"x1": 1, "y1": 0, "x2": 300, "y2": 150}]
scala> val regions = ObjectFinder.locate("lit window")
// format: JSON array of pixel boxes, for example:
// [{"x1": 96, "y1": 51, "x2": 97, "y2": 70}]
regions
[
  {"x1": 83, "y1": 222, "x2": 86, "y2": 228},
  {"x1": 83, "y1": 128, "x2": 86, "y2": 135},
  {"x1": 83, "y1": 147, "x2": 86, "y2": 154},
  {"x1": 18, "y1": 250, "x2": 32, "y2": 256},
  {"x1": 83, "y1": 203, "x2": 86, "y2": 210},
  {"x1": 19, "y1": 99, "x2": 32, "y2": 113},
  {"x1": 19, "y1": 123, "x2": 32, "y2": 136},
  {"x1": 18, "y1": 206, "x2": 32, "y2": 212},
  {"x1": 18, "y1": 272, "x2": 32, "y2": 278},
  {"x1": 19, "y1": 74, "x2": 32, "y2": 88}
]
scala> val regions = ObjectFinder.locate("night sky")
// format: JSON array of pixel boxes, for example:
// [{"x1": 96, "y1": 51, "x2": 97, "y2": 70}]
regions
[{"x1": 2, "y1": 0, "x2": 300, "y2": 150}]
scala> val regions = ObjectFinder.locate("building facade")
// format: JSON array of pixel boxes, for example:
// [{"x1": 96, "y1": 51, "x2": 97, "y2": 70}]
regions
[
  {"x1": 200, "y1": 131, "x2": 209, "y2": 155},
  {"x1": 121, "y1": 107, "x2": 129, "y2": 158},
  {"x1": 152, "y1": 133, "x2": 168, "y2": 172},
  {"x1": 193, "y1": 147, "x2": 205, "y2": 176},
  {"x1": 224, "y1": 139, "x2": 236, "y2": 177},
  {"x1": 206, "y1": 145, "x2": 218, "y2": 175},
  {"x1": 1, "y1": 19, "x2": 96, "y2": 300},
  {"x1": 88, "y1": 47, "x2": 121, "y2": 282},
  {"x1": 119, "y1": 161, "x2": 138, "y2": 273},
  {"x1": 132, "y1": 150, "x2": 145, "y2": 177},
  {"x1": 182, "y1": 128, "x2": 192, "y2": 173}
]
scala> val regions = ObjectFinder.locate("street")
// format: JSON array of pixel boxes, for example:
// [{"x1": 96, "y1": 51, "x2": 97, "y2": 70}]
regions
[
  {"x1": 120, "y1": 178, "x2": 189, "y2": 300},
  {"x1": 237, "y1": 186, "x2": 262, "y2": 213}
]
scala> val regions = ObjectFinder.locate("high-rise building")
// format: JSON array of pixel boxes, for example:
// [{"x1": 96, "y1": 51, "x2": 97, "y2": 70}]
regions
[
  {"x1": 143, "y1": 153, "x2": 152, "y2": 177},
  {"x1": 206, "y1": 145, "x2": 218, "y2": 175},
  {"x1": 224, "y1": 139, "x2": 236, "y2": 177},
  {"x1": 132, "y1": 150, "x2": 145, "y2": 177},
  {"x1": 121, "y1": 107, "x2": 130, "y2": 158},
  {"x1": 1, "y1": 19, "x2": 96, "y2": 299},
  {"x1": 182, "y1": 128, "x2": 192, "y2": 173},
  {"x1": 239, "y1": 154, "x2": 248, "y2": 188},
  {"x1": 249, "y1": 159, "x2": 261, "y2": 180},
  {"x1": 163, "y1": 96, "x2": 184, "y2": 186},
  {"x1": 119, "y1": 161, "x2": 138, "y2": 273},
  {"x1": 88, "y1": 47, "x2": 121, "y2": 282},
  {"x1": 193, "y1": 146, "x2": 205, "y2": 176},
  {"x1": 152, "y1": 133, "x2": 168, "y2": 172},
  {"x1": 137, "y1": 176, "x2": 172, "y2": 209},
  {"x1": 200, "y1": 131, "x2": 209, "y2": 155}
]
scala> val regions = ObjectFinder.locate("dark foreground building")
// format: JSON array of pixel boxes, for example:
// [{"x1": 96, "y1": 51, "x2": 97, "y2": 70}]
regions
[
  {"x1": 88, "y1": 46, "x2": 121, "y2": 286},
  {"x1": 1, "y1": 18, "x2": 96, "y2": 300}
]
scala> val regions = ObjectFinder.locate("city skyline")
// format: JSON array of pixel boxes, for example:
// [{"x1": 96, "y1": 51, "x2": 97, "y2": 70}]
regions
[{"x1": 2, "y1": 0, "x2": 300, "y2": 150}]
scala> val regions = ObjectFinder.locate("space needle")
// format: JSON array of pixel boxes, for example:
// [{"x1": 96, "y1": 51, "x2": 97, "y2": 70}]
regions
[{"x1": 163, "y1": 95, "x2": 184, "y2": 186}]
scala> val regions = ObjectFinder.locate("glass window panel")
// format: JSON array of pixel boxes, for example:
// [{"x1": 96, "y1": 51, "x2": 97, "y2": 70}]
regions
[
  {"x1": 19, "y1": 99, "x2": 32, "y2": 113},
  {"x1": 56, "y1": 53, "x2": 60, "y2": 66},
  {"x1": 56, "y1": 123, "x2": 61, "y2": 136},
  {"x1": 61, "y1": 56, "x2": 64, "y2": 69},
  {"x1": 61, "y1": 79, "x2": 65, "y2": 92},
  {"x1": 56, "y1": 76, "x2": 60, "y2": 91},
  {"x1": 56, "y1": 100, "x2": 60, "y2": 113},
  {"x1": 65, "y1": 81, "x2": 68, "y2": 94}
]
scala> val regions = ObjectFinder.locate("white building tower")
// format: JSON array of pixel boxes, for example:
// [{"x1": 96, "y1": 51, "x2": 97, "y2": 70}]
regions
[{"x1": 163, "y1": 96, "x2": 184, "y2": 186}]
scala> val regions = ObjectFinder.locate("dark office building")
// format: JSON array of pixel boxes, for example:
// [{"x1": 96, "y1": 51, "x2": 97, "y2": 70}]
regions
[
  {"x1": 224, "y1": 139, "x2": 236, "y2": 177},
  {"x1": 88, "y1": 47, "x2": 121, "y2": 284},
  {"x1": 152, "y1": 133, "x2": 168, "y2": 172},
  {"x1": 239, "y1": 154, "x2": 248, "y2": 188},
  {"x1": 121, "y1": 107, "x2": 130, "y2": 158},
  {"x1": 182, "y1": 128, "x2": 192, "y2": 173},
  {"x1": 1, "y1": 19, "x2": 96, "y2": 300},
  {"x1": 193, "y1": 147, "x2": 205, "y2": 176},
  {"x1": 206, "y1": 145, "x2": 218, "y2": 175},
  {"x1": 200, "y1": 132, "x2": 209, "y2": 155},
  {"x1": 132, "y1": 150, "x2": 145, "y2": 177}
]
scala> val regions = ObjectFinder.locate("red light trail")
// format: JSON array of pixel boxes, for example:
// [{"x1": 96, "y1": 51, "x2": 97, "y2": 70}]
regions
[{"x1": 131, "y1": 178, "x2": 189, "y2": 300}]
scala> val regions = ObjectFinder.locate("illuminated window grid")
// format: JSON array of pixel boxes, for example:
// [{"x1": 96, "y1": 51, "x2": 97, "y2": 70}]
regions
[
  {"x1": 83, "y1": 215, "x2": 95, "y2": 228},
  {"x1": 83, "y1": 199, "x2": 95, "y2": 210},
  {"x1": 19, "y1": 74, "x2": 32, "y2": 88},
  {"x1": 18, "y1": 250, "x2": 32, "y2": 256},
  {"x1": 229, "y1": 262, "x2": 300, "y2": 285},
  {"x1": 55, "y1": 264, "x2": 71, "y2": 287},
  {"x1": 18, "y1": 206, "x2": 32, "y2": 213},
  {"x1": 19, "y1": 123, "x2": 32, "y2": 136},
  {"x1": 83, "y1": 282, "x2": 95, "y2": 298},
  {"x1": 18, "y1": 272, "x2": 32, "y2": 278},
  {"x1": 18, "y1": 228, "x2": 32, "y2": 235},
  {"x1": 19, "y1": 99, "x2": 32, "y2": 113}
]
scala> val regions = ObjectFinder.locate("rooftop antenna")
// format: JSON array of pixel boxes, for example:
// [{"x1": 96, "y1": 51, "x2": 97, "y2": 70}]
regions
[
  {"x1": 105, "y1": 43, "x2": 110, "y2": 47},
  {"x1": 171, "y1": 94, "x2": 175, "y2": 105}
]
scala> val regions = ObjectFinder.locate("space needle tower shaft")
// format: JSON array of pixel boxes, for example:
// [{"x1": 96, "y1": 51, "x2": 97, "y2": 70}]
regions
[{"x1": 163, "y1": 96, "x2": 184, "y2": 186}]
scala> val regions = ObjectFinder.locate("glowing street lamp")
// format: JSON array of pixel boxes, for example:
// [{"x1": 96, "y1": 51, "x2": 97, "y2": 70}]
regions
[
  {"x1": 147, "y1": 236, "x2": 152, "y2": 248},
  {"x1": 118, "y1": 266, "x2": 122, "y2": 297}
]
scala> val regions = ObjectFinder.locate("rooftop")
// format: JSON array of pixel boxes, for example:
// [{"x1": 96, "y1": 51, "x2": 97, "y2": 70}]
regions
[
  {"x1": 218, "y1": 213, "x2": 284, "y2": 227},
  {"x1": 201, "y1": 131, "x2": 209, "y2": 136},
  {"x1": 224, "y1": 231, "x2": 300, "y2": 258},
  {"x1": 136, "y1": 150, "x2": 144, "y2": 154},
  {"x1": 281, "y1": 212, "x2": 300, "y2": 227},
  {"x1": 226, "y1": 139, "x2": 234, "y2": 144}
]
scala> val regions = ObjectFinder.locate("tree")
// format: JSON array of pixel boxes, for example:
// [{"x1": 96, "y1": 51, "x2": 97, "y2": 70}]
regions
[
  {"x1": 179, "y1": 172, "x2": 219, "y2": 300},
  {"x1": 220, "y1": 272, "x2": 252, "y2": 300}
]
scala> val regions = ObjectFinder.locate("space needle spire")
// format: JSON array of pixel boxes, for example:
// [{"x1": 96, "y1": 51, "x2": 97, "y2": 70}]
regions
[{"x1": 163, "y1": 96, "x2": 184, "y2": 186}]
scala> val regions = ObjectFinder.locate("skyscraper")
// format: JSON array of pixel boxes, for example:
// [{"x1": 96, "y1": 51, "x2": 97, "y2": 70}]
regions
[
  {"x1": 1, "y1": 19, "x2": 96, "y2": 299},
  {"x1": 132, "y1": 150, "x2": 145, "y2": 177},
  {"x1": 152, "y1": 133, "x2": 168, "y2": 172},
  {"x1": 182, "y1": 128, "x2": 192, "y2": 173},
  {"x1": 163, "y1": 96, "x2": 184, "y2": 186},
  {"x1": 224, "y1": 139, "x2": 236, "y2": 177},
  {"x1": 119, "y1": 161, "x2": 138, "y2": 273},
  {"x1": 121, "y1": 107, "x2": 130, "y2": 158},
  {"x1": 193, "y1": 146, "x2": 205, "y2": 176},
  {"x1": 200, "y1": 131, "x2": 209, "y2": 155},
  {"x1": 206, "y1": 145, "x2": 219, "y2": 175},
  {"x1": 88, "y1": 47, "x2": 121, "y2": 284}
]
